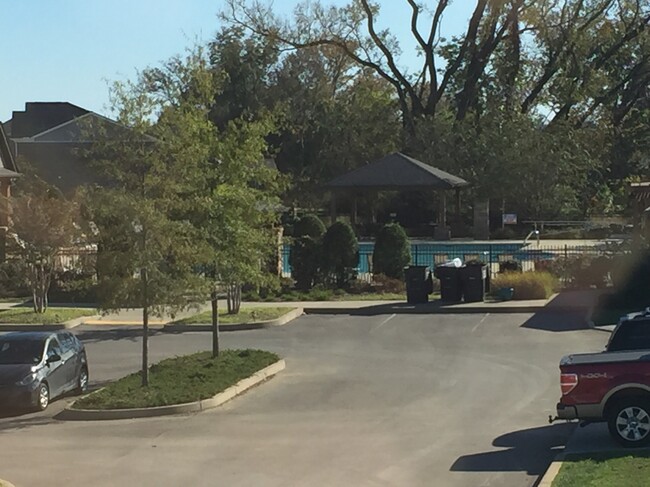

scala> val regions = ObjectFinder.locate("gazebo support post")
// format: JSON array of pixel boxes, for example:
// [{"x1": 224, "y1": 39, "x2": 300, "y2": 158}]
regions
[
  {"x1": 330, "y1": 192, "x2": 338, "y2": 224},
  {"x1": 455, "y1": 188, "x2": 461, "y2": 235},
  {"x1": 351, "y1": 194, "x2": 358, "y2": 227},
  {"x1": 434, "y1": 192, "x2": 450, "y2": 240}
]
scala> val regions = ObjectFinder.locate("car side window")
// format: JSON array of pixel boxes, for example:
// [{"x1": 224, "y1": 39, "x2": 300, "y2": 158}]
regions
[
  {"x1": 46, "y1": 338, "x2": 62, "y2": 358},
  {"x1": 58, "y1": 333, "x2": 74, "y2": 353}
]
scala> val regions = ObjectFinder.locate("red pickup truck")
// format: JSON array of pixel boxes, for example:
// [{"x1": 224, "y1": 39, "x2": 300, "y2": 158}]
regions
[{"x1": 554, "y1": 311, "x2": 650, "y2": 447}]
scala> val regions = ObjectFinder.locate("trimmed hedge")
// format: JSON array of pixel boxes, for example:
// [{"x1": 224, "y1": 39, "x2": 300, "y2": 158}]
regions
[
  {"x1": 321, "y1": 221, "x2": 359, "y2": 288},
  {"x1": 373, "y1": 223, "x2": 411, "y2": 279},
  {"x1": 290, "y1": 214, "x2": 326, "y2": 291}
]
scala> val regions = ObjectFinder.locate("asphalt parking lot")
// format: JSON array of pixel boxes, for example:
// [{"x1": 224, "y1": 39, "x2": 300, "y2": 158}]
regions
[{"x1": 0, "y1": 311, "x2": 606, "y2": 487}]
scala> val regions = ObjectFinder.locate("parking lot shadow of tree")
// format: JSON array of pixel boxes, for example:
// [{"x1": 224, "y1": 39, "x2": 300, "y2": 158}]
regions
[
  {"x1": 73, "y1": 327, "x2": 162, "y2": 344},
  {"x1": 450, "y1": 423, "x2": 574, "y2": 480},
  {"x1": 521, "y1": 310, "x2": 591, "y2": 332}
]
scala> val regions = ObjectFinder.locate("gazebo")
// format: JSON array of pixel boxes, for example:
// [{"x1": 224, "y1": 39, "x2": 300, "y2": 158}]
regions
[{"x1": 325, "y1": 152, "x2": 469, "y2": 240}]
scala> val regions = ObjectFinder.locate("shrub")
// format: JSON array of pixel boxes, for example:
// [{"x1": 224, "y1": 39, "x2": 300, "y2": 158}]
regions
[
  {"x1": 491, "y1": 272, "x2": 558, "y2": 300},
  {"x1": 347, "y1": 279, "x2": 375, "y2": 295},
  {"x1": 290, "y1": 214, "x2": 326, "y2": 291},
  {"x1": 307, "y1": 286, "x2": 334, "y2": 301},
  {"x1": 499, "y1": 260, "x2": 522, "y2": 273},
  {"x1": 372, "y1": 273, "x2": 406, "y2": 294},
  {"x1": 48, "y1": 270, "x2": 98, "y2": 304},
  {"x1": 373, "y1": 223, "x2": 411, "y2": 279},
  {"x1": 321, "y1": 221, "x2": 359, "y2": 288},
  {"x1": 0, "y1": 260, "x2": 30, "y2": 298}
]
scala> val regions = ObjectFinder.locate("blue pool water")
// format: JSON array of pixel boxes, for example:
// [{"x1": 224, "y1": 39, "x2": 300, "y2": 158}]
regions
[{"x1": 281, "y1": 242, "x2": 554, "y2": 275}]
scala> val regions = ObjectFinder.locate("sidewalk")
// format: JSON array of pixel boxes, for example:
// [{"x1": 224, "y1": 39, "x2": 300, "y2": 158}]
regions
[
  {"x1": 83, "y1": 290, "x2": 601, "y2": 325},
  {"x1": 0, "y1": 290, "x2": 602, "y2": 327}
]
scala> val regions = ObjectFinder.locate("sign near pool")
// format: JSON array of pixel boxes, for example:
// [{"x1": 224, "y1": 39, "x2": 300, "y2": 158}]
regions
[{"x1": 502, "y1": 214, "x2": 517, "y2": 225}]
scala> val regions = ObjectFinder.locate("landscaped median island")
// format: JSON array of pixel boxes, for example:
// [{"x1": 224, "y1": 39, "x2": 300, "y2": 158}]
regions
[
  {"x1": 172, "y1": 306, "x2": 296, "y2": 325},
  {"x1": 72, "y1": 349, "x2": 280, "y2": 410},
  {"x1": 0, "y1": 307, "x2": 96, "y2": 324},
  {"x1": 552, "y1": 452, "x2": 650, "y2": 487}
]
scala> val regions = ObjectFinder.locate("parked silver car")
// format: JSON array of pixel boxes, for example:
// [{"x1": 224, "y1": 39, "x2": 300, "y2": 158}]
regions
[{"x1": 0, "y1": 331, "x2": 88, "y2": 410}]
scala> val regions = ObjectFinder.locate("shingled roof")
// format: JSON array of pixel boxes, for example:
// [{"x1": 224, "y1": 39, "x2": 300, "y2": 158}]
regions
[
  {"x1": 325, "y1": 152, "x2": 468, "y2": 191},
  {"x1": 0, "y1": 124, "x2": 19, "y2": 178}
]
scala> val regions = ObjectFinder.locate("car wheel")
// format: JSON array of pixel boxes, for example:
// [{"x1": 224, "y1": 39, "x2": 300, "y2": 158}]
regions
[
  {"x1": 76, "y1": 367, "x2": 89, "y2": 394},
  {"x1": 607, "y1": 399, "x2": 650, "y2": 447},
  {"x1": 37, "y1": 382, "x2": 50, "y2": 411}
]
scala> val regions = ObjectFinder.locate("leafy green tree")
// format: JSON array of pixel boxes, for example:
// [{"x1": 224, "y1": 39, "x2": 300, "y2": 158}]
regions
[
  {"x1": 373, "y1": 223, "x2": 411, "y2": 279},
  {"x1": 290, "y1": 214, "x2": 326, "y2": 290},
  {"x1": 142, "y1": 47, "x2": 285, "y2": 357},
  {"x1": 8, "y1": 189, "x2": 84, "y2": 313},
  {"x1": 85, "y1": 59, "x2": 212, "y2": 384},
  {"x1": 321, "y1": 221, "x2": 358, "y2": 288}
]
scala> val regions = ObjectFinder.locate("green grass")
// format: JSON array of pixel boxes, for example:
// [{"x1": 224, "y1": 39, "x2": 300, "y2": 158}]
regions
[
  {"x1": 0, "y1": 307, "x2": 97, "y2": 324},
  {"x1": 173, "y1": 307, "x2": 295, "y2": 325},
  {"x1": 553, "y1": 452, "x2": 650, "y2": 487},
  {"x1": 73, "y1": 349, "x2": 280, "y2": 409}
]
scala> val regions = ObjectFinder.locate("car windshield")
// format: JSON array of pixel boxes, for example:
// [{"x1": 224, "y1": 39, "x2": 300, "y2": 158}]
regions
[{"x1": 0, "y1": 339, "x2": 45, "y2": 365}]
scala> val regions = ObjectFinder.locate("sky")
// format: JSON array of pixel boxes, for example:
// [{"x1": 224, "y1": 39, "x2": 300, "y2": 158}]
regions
[{"x1": 1, "y1": 0, "x2": 470, "y2": 122}]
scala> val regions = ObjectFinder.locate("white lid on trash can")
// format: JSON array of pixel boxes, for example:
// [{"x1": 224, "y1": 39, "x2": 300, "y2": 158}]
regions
[{"x1": 440, "y1": 258, "x2": 463, "y2": 268}]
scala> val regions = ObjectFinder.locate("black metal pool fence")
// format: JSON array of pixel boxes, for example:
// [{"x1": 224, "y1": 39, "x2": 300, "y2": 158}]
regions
[{"x1": 281, "y1": 241, "x2": 629, "y2": 281}]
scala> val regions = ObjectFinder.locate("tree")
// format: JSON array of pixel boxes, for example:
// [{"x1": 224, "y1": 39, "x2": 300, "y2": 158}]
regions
[
  {"x1": 85, "y1": 61, "x2": 211, "y2": 385},
  {"x1": 321, "y1": 221, "x2": 358, "y2": 288},
  {"x1": 224, "y1": 0, "x2": 650, "y2": 132},
  {"x1": 373, "y1": 223, "x2": 410, "y2": 279},
  {"x1": 141, "y1": 47, "x2": 285, "y2": 357},
  {"x1": 207, "y1": 29, "x2": 401, "y2": 206},
  {"x1": 290, "y1": 214, "x2": 326, "y2": 290},
  {"x1": 8, "y1": 190, "x2": 84, "y2": 312}
]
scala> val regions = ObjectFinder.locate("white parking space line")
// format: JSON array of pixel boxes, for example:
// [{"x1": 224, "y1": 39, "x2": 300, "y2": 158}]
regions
[
  {"x1": 372, "y1": 313, "x2": 397, "y2": 333},
  {"x1": 472, "y1": 313, "x2": 490, "y2": 333}
]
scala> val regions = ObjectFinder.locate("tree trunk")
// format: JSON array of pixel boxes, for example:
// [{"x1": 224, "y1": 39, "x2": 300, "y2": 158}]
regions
[
  {"x1": 227, "y1": 285, "x2": 233, "y2": 314},
  {"x1": 235, "y1": 284, "x2": 241, "y2": 314},
  {"x1": 141, "y1": 268, "x2": 149, "y2": 387},
  {"x1": 211, "y1": 289, "x2": 220, "y2": 358},
  {"x1": 227, "y1": 283, "x2": 242, "y2": 314}
]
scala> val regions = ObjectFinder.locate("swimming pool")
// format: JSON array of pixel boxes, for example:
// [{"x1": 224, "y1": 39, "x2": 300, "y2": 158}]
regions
[{"x1": 280, "y1": 241, "x2": 554, "y2": 276}]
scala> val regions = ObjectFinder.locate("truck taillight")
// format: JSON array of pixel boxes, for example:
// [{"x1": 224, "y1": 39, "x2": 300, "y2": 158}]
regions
[{"x1": 561, "y1": 373, "x2": 578, "y2": 395}]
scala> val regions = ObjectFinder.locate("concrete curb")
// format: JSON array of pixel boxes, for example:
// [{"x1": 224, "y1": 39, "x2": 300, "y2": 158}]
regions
[
  {"x1": 66, "y1": 314, "x2": 102, "y2": 329},
  {"x1": 162, "y1": 308, "x2": 304, "y2": 332},
  {"x1": 59, "y1": 359, "x2": 286, "y2": 421},
  {"x1": 537, "y1": 454, "x2": 564, "y2": 487},
  {"x1": 0, "y1": 314, "x2": 101, "y2": 332}
]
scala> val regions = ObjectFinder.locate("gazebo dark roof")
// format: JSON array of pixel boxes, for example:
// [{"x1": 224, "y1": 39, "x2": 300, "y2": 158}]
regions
[{"x1": 325, "y1": 152, "x2": 468, "y2": 191}]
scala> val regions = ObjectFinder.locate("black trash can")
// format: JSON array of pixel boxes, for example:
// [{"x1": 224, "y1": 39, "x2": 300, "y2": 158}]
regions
[
  {"x1": 461, "y1": 264, "x2": 487, "y2": 302},
  {"x1": 405, "y1": 265, "x2": 429, "y2": 304},
  {"x1": 434, "y1": 265, "x2": 463, "y2": 303}
]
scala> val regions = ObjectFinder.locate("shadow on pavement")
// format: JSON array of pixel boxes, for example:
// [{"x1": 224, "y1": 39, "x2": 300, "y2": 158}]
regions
[
  {"x1": 450, "y1": 423, "x2": 574, "y2": 478},
  {"x1": 306, "y1": 301, "x2": 481, "y2": 316},
  {"x1": 73, "y1": 327, "x2": 164, "y2": 343},
  {"x1": 520, "y1": 310, "x2": 591, "y2": 332}
]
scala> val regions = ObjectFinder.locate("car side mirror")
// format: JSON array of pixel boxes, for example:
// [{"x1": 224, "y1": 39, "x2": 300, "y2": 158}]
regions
[{"x1": 47, "y1": 354, "x2": 61, "y2": 365}]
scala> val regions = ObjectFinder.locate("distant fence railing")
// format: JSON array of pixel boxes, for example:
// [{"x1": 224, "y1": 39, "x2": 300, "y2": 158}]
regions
[{"x1": 281, "y1": 242, "x2": 629, "y2": 281}]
